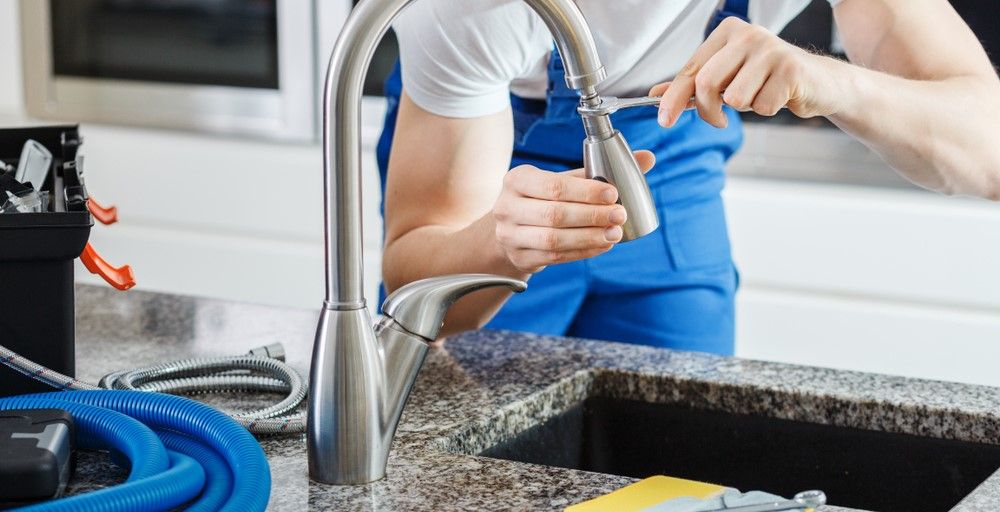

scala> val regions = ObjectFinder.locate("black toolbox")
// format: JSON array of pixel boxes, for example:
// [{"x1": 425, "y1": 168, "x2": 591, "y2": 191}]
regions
[{"x1": 0, "y1": 125, "x2": 91, "y2": 397}]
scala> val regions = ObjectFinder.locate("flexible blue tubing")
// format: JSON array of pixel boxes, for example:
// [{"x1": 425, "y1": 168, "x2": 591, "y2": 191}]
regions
[
  {"x1": 0, "y1": 398, "x2": 169, "y2": 480},
  {"x1": 0, "y1": 397, "x2": 203, "y2": 511},
  {"x1": 157, "y1": 430, "x2": 233, "y2": 512},
  {"x1": 0, "y1": 390, "x2": 270, "y2": 512},
  {"x1": 20, "y1": 452, "x2": 204, "y2": 512}
]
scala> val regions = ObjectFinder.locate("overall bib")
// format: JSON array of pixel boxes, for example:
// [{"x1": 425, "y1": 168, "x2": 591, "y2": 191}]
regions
[{"x1": 377, "y1": 2, "x2": 747, "y2": 354}]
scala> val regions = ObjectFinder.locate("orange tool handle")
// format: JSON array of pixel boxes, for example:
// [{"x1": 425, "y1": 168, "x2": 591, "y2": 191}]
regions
[
  {"x1": 86, "y1": 197, "x2": 118, "y2": 225},
  {"x1": 80, "y1": 243, "x2": 135, "y2": 291}
]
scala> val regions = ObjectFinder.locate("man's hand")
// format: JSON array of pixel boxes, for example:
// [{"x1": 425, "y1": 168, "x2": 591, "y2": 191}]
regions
[
  {"x1": 651, "y1": 17, "x2": 846, "y2": 129},
  {"x1": 492, "y1": 151, "x2": 655, "y2": 273}
]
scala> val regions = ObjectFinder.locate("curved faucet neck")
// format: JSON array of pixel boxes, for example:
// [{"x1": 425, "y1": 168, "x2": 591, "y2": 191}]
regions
[{"x1": 320, "y1": 0, "x2": 607, "y2": 307}]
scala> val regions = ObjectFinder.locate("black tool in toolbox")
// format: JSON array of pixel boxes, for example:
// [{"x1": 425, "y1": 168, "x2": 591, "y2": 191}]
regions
[
  {"x1": 0, "y1": 125, "x2": 134, "y2": 398},
  {"x1": 0, "y1": 409, "x2": 75, "y2": 505}
]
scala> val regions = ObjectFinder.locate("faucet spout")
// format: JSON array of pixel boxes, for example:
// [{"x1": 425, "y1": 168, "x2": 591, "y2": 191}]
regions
[
  {"x1": 320, "y1": 0, "x2": 606, "y2": 308},
  {"x1": 309, "y1": 0, "x2": 608, "y2": 485}
]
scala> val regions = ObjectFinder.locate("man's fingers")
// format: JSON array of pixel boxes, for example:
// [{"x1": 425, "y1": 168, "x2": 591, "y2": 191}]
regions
[
  {"x1": 659, "y1": 17, "x2": 760, "y2": 128},
  {"x1": 497, "y1": 224, "x2": 621, "y2": 252},
  {"x1": 634, "y1": 150, "x2": 656, "y2": 173},
  {"x1": 563, "y1": 150, "x2": 656, "y2": 178},
  {"x1": 508, "y1": 165, "x2": 618, "y2": 204},
  {"x1": 649, "y1": 82, "x2": 670, "y2": 97},
  {"x1": 659, "y1": 19, "x2": 737, "y2": 128},
  {"x1": 693, "y1": 44, "x2": 747, "y2": 128},
  {"x1": 508, "y1": 198, "x2": 627, "y2": 228},
  {"x1": 659, "y1": 73, "x2": 695, "y2": 128},
  {"x1": 723, "y1": 55, "x2": 773, "y2": 112},
  {"x1": 494, "y1": 151, "x2": 658, "y2": 272},
  {"x1": 507, "y1": 246, "x2": 613, "y2": 271},
  {"x1": 751, "y1": 74, "x2": 790, "y2": 116}
]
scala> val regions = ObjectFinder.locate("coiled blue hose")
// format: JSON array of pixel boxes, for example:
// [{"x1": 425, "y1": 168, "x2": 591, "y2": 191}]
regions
[
  {"x1": 157, "y1": 430, "x2": 233, "y2": 512},
  {"x1": 0, "y1": 390, "x2": 270, "y2": 511}
]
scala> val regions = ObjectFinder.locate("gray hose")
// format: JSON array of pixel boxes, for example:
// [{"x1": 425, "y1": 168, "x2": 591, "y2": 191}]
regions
[{"x1": 0, "y1": 342, "x2": 306, "y2": 435}]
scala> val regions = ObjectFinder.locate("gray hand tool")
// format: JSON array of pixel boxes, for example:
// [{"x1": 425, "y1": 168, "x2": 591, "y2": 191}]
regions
[
  {"x1": 14, "y1": 139, "x2": 52, "y2": 191},
  {"x1": 704, "y1": 490, "x2": 827, "y2": 512}
]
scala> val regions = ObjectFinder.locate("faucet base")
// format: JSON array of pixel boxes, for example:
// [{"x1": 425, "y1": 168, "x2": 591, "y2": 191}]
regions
[{"x1": 308, "y1": 306, "x2": 388, "y2": 485}]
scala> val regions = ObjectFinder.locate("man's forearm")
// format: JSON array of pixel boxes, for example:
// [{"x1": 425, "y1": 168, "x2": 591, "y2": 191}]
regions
[
  {"x1": 382, "y1": 213, "x2": 530, "y2": 337},
  {"x1": 381, "y1": 94, "x2": 639, "y2": 338},
  {"x1": 828, "y1": 57, "x2": 1000, "y2": 198}
]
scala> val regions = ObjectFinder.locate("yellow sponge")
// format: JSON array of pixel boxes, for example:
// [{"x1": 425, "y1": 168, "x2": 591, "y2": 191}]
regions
[{"x1": 565, "y1": 475, "x2": 727, "y2": 512}]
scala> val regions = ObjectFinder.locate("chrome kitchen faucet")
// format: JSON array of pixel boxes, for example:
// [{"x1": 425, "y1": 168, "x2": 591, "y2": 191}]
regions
[{"x1": 309, "y1": 0, "x2": 659, "y2": 485}]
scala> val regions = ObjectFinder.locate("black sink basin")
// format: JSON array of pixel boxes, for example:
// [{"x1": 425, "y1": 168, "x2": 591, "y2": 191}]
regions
[{"x1": 481, "y1": 396, "x2": 1000, "y2": 512}]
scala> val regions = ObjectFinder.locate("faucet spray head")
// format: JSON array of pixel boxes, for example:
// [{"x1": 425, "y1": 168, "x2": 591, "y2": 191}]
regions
[
  {"x1": 578, "y1": 93, "x2": 659, "y2": 241},
  {"x1": 582, "y1": 125, "x2": 660, "y2": 241}
]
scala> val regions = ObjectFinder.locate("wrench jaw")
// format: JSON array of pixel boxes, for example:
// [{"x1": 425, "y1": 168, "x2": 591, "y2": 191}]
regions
[
  {"x1": 577, "y1": 94, "x2": 712, "y2": 118},
  {"x1": 577, "y1": 95, "x2": 664, "y2": 117}
]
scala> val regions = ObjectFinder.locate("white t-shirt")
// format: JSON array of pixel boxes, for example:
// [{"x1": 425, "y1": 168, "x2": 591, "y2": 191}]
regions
[{"x1": 394, "y1": 0, "x2": 840, "y2": 118}]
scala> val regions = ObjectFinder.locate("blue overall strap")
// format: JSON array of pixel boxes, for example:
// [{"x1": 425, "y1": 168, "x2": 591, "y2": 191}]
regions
[
  {"x1": 706, "y1": 0, "x2": 750, "y2": 37},
  {"x1": 543, "y1": 48, "x2": 581, "y2": 118}
]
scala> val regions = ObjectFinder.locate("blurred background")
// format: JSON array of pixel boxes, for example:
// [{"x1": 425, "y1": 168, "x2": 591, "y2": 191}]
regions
[{"x1": 1, "y1": 0, "x2": 998, "y2": 385}]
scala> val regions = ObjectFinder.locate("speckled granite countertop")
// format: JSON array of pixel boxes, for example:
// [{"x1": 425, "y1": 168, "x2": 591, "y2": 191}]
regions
[{"x1": 59, "y1": 285, "x2": 1000, "y2": 511}]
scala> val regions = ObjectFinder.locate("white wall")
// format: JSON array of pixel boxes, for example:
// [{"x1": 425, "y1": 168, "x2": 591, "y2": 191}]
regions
[
  {"x1": 0, "y1": 1, "x2": 24, "y2": 117},
  {"x1": 3, "y1": 3, "x2": 1000, "y2": 386},
  {"x1": 70, "y1": 111, "x2": 386, "y2": 310}
]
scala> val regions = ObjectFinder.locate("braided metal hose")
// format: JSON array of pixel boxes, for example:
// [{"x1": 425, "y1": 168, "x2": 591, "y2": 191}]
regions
[{"x1": 0, "y1": 342, "x2": 306, "y2": 435}]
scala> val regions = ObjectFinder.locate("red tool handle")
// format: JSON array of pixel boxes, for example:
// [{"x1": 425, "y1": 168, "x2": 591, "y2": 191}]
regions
[
  {"x1": 86, "y1": 197, "x2": 118, "y2": 225},
  {"x1": 80, "y1": 243, "x2": 135, "y2": 291}
]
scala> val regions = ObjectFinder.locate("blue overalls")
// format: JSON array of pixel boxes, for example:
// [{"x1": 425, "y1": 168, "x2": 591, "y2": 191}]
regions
[{"x1": 377, "y1": 2, "x2": 748, "y2": 354}]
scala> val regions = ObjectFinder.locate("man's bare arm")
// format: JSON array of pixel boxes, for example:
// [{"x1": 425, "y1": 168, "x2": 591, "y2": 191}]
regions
[
  {"x1": 828, "y1": 0, "x2": 1000, "y2": 198},
  {"x1": 652, "y1": 0, "x2": 1000, "y2": 199},
  {"x1": 382, "y1": 92, "x2": 646, "y2": 337}
]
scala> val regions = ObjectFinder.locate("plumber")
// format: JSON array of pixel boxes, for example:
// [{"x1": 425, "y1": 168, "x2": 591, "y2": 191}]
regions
[{"x1": 375, "y1": 0, "x2": 1000, "y2": 354}]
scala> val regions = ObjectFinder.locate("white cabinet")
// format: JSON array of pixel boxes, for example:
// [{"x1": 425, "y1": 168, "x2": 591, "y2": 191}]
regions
[
  {"x1": 736, "y1": 287, "x2": 1000, "y2": 387},
  {"x1": 727, "y1": 177, "x2": 1000, "y2": 386}
]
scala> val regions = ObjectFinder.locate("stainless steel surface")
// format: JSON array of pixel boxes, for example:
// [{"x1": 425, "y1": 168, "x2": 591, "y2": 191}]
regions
[
  {"x1": 382, "y1": 274, "x2": 527, "y2": 341},
  {"x1": 308, "y1": 307, "x2": 383, "y2": 484},
  {"x1": 312, "y1": 0, "x2": 607, "y2": 485},
  {"x1": 581, "y1": 112, "x2": 615, "y2": 140},
  {"x1": 522, "y1": 0, "x2": 605, "y2": 90},
  {"x1": 19, "y1": 1, "x2": 316, "y2": 141},
  {"x1": 583, "y1": 131, "x2": 659, "y2": 241},
  {"x1": 704, "y1": 490, "x2": 827, "y2": 512}
]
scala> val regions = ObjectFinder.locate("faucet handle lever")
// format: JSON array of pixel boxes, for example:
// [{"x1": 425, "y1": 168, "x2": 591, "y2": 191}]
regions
[{"x1": 381, "y1": 274, "x2": 527, "y2": 341}]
